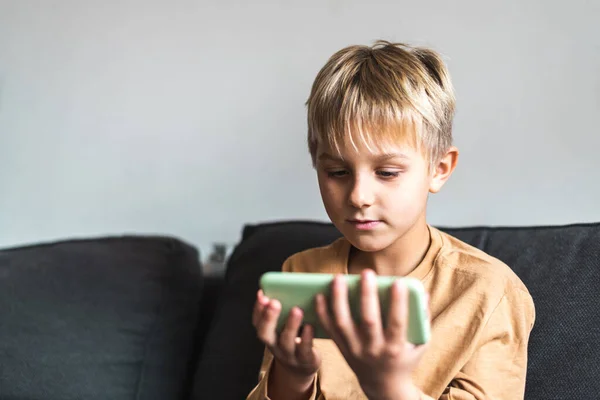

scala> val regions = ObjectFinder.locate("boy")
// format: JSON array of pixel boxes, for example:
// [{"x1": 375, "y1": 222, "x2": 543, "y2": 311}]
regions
[{"x1": 247, "y1": 41, "x2": 535, "y2": 400}]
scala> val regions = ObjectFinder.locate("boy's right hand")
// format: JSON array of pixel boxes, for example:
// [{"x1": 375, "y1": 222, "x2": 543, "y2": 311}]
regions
[{"x1": 252, "y1": 289, "x2": 321, "y2": 382}]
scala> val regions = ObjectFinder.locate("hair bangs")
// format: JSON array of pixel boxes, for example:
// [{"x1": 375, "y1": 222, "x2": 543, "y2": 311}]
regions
[{"x1": 310, "y1": 83, "x2": 423, "y2": 162}]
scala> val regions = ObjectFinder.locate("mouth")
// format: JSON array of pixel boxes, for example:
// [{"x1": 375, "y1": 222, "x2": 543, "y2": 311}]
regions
[{"x1": 346, "y1": 219, "x2": 382, "y2": 230}]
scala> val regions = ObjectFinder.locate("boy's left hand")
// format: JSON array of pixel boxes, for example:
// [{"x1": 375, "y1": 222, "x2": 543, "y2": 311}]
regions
[{"x1": 315, "y1": 269, "x2": 428, "y2": 400}]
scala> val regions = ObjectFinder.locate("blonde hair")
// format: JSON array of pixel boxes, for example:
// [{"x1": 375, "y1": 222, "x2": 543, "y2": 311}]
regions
[{"x1": 306, "y1": 40, "x2": 456, "y2": 169}]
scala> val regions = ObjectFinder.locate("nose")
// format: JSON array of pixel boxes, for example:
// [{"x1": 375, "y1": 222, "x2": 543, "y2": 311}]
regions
[{"x1": 348, "y1": 175, "x2": 375, "y2": 209}]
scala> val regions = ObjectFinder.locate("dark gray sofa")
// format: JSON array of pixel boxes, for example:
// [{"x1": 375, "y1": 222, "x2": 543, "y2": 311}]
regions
[{"x1": 1, "y1": 221, "x2": 599, "y2": 399}]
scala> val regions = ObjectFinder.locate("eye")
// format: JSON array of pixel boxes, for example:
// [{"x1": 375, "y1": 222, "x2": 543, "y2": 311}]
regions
[
  {"x1": 327, "y1": 170, "x2": 349, "y2": 178},
  {"x1": 376, "y1": 170, "x2": 400, "y2": 178}
]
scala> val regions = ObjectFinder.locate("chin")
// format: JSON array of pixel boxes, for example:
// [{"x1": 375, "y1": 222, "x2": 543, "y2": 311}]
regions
[{"x1": 342, "y1": 231, "x2": 394, "y2": 253}]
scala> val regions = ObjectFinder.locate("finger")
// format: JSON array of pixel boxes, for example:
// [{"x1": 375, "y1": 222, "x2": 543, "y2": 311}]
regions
[
  {"x1": 258, "y1": 289, "x2": 270, "y2": 306},
  {"x1": 314, "y1": 291, "x2": 351, "y2": 355},
  {"x1": 296, "y1": 324, "x2": 315, "y2": 362},
  {"x1": 359, "y1": 269, "x2": 383, "y2": 345},
  {"x1": 279, "y1": 306, "x2": 304, "y2": 356},
  {"x1": 315, "y1": 292, "x2": 333, "y2": 335},
  {"x1": 386, "y1": 279, "x2": 408, "y2": 343},
  {"x1": 314, "y1": 292, "x2": 346, "y2": 344},
  {"x1": 330, "y1": 275, "x2": 359, "y2": 350},
  {"x1": 252, "y1": 301, "x2": 264, "y2": 327},
  {"x1": 252, "y1": 290, "x2": 269, "y2": 327},
  {"x1": 256, "y1": 299, "x2": 282, "y2": 347}
]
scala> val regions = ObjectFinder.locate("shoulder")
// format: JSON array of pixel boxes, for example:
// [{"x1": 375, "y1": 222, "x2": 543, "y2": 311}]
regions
[
  {"x1": 282, "y1": 237, "x2": 349, "y2": 274},
  {"x1": 434, "y1": 228, "x2": 529, "y2": 293},
  {"x1": 431, "y1": 228, "x2": 535, "y2": 324}
]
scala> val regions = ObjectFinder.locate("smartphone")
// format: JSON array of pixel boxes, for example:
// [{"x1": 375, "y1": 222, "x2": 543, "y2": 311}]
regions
[{"x1": 259, "y1": 271, "x2": 430, "y2": 345}]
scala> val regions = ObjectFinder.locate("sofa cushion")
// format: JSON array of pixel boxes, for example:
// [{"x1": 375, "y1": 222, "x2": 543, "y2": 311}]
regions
[
  {"x1": 442, "y1": 223, "x2": 600, "y2": 399},
  {"x1": 0, "y1": 236, "x2": 203, "y2": 400},
  {"x1": 192, "y1": 221, "x2": 600, "y2": 400}
]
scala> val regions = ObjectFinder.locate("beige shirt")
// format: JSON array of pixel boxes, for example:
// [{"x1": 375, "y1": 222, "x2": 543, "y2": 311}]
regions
[{"x1": 247, "y1": 226, "x2": 535, "y2": 399}]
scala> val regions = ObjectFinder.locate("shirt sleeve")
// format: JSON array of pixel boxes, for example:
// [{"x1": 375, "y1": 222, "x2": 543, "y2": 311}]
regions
[
  {"x1": 246, "y1": 347, "x2": 321, "y2": 400},
  {"x1": 247, "y1": 256, "x2": 323, "y2": 400},
  {"x1": 437, "y1": 289, "x2": 535, "y2": 400}
]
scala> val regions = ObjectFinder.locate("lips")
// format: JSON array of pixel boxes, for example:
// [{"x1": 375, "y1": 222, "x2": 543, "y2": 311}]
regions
[{"x1": 347, "y1": 219, "x2": 382, "y2": 230}]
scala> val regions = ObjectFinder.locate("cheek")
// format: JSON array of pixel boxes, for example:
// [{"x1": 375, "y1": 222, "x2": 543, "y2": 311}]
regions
[
  {"x1": 385, "y1": 175, "x2": 430, "y2": 210},
  {"x1": 317, "y1": 176, "x2": 343, "y2": 209}
]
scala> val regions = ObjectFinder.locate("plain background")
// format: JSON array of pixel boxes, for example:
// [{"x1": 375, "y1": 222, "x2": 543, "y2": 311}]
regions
[{"x1": 1, "y1": 0, "x2": 599, "y2": 258}]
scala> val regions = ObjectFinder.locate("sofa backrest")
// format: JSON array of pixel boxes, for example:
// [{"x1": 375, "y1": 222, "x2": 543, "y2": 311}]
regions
[
  {"x1": 0, "y1": 236, "x2": 204, "y2": 400},
  {"x1": 193, "y1": 221, "x2": 600, "y2": 400}
]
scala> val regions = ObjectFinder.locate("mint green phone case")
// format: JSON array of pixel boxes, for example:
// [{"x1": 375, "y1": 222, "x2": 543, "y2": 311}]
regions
[{"x1": 260, "y1": 272, "x2": 430, "y2": 345}]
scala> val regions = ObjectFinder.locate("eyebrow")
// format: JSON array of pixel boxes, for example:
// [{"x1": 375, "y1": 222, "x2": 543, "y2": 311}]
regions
[
  {"x1": 317, "y1": 153, "x2": 343, "y2": 162},
  {"x1": 317, "y1": 152, "x2": 410, "y2": 162}
]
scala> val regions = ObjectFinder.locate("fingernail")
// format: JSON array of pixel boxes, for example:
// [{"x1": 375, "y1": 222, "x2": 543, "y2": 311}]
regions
[
  {"x1": 393, "y1": 279, "x2": 403, "y2": 292},
  {"x1": 332, "y1": 275, "x2": 342, "y2": 288},
  {"x1": 270, "y1": 300, "x2": 281, "y2": 311},
  {"x1": 362, "y1": 271, "x2": 373, "y2": 284}
]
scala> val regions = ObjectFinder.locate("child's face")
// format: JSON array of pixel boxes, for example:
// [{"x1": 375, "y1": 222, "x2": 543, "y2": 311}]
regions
[{"x1": 315, "y1": 139, "x2": 446, "y2": 253}]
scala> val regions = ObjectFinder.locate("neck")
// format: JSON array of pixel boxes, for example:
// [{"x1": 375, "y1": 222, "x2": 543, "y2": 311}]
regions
[{"x1": 349, "y1": 217, "x2": 431, "y2": 277}]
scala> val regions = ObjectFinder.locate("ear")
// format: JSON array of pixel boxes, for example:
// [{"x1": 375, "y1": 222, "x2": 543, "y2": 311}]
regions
[{"x1": 429, "y1": 146, "x2": 459, "y2": 193}]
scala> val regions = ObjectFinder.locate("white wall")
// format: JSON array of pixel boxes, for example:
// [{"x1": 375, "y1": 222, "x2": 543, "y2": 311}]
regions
[{"x1": 1, "y1": 0, "x2": 599, "y2": 257}]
